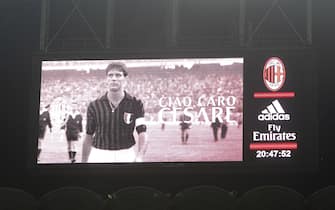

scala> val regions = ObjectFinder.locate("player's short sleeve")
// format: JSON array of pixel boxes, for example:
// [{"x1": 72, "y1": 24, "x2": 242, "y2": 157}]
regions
[
  {"x1": 134, "y1": 99, "x2": 146, "y2": 133},
  {"x1": 86, "y1": 102, "x2": 96, "y2": 135},
  {"x1": 134, "y1": 99, "x2": 145, "y2": 119}
]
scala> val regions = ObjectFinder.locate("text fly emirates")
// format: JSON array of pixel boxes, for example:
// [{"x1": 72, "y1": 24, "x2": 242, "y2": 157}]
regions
[{"x1": 253, "y1": 124, "x2": 297, "y2": 141}]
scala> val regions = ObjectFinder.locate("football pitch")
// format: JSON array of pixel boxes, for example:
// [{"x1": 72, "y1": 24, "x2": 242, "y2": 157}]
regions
[{"x1": 38, "y1": 124, "x2": 243, "y2": 164}]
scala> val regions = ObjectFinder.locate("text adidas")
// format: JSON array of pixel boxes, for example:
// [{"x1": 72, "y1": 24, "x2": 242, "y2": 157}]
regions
[{"x1": 258, "y1": 113, "x2": 290, "y2": 121}]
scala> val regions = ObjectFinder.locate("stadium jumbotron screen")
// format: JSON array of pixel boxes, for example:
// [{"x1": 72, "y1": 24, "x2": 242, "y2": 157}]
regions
[
  {"x1": 37, "y1": 58, "x2": 244, "y2": 164},
  {"x1": 31, "y1": 52, "x2": 318, "y2": 173}
]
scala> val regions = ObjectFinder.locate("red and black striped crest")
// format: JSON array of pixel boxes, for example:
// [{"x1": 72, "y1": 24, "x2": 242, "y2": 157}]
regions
[{"x1": 263, "y1": 57, "x2": 286, "y2": 91}]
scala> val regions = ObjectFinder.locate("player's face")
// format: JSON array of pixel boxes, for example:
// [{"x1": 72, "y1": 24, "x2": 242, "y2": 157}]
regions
[{"x1": 106, "y1": 69, "x2": 126, "y2": 92}]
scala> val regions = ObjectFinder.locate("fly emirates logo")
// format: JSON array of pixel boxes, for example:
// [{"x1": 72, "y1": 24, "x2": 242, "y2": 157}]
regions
[{"x1": 253, "y1": 124, "x2": 297, "y2": 141}]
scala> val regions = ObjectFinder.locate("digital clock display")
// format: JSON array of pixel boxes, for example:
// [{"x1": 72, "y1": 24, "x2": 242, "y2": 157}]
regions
[{"x1": 255, "y1": 150, "x2": 292, "y2": 158}]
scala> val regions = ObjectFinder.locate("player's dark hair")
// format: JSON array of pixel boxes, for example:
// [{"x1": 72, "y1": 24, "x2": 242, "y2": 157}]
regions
[{"x1": 105, "y1": 62, "x2": 128, "y2": 77}]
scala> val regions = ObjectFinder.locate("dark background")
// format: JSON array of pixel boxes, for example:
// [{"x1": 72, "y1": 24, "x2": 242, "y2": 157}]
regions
[{"x1": 1, "y1": 0, "x2": 334, "y2": 196}]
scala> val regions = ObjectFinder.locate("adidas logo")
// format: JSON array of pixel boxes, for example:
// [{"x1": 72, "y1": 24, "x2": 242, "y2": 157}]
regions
[{"x1": 258, "y1": 99, "x2": 290, "y2": 121}]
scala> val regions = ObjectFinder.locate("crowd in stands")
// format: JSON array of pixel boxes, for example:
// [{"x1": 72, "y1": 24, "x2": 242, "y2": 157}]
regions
[{"x1": 40, "y1": 63, "x2": 243, "y2": 125}]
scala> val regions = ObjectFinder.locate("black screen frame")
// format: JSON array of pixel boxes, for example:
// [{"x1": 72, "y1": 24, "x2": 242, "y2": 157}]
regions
[{"x1": 26, "y1": 48, "x2": 319, "y2": 176}]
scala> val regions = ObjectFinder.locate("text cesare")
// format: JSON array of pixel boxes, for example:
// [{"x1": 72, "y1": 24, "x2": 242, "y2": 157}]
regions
[{"x1": 157, "y1": 96, "x2": 238, "y2": 124}]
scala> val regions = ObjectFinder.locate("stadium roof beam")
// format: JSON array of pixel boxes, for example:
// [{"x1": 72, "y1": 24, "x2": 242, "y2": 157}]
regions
[
  {"x1": 246, "y1": 0, "x2": 312, "y2": 47},
  {"x1": 105, "y1": 0, "x2": 115, "y2": 49},
  {"x1": 167, "y1": 0, "x2": 180, "y2": 48},
  {"x1": 39, "y1": 0, "x2": 50, "y2": 52},
  {"x1": 39, "y1": 0, "x2": 313, "y2": 52},
  {"x1": 239, "y1": 0, "x2": 246, "y2": 47},
  {"x1": 307, "y1": 0, "x2": 312, "y2": 45},
  {"x1": 40, "y1": 0, "x2": 105, "y2": 52}
]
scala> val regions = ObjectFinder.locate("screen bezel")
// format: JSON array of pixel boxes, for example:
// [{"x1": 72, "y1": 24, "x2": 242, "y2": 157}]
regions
[{"x1": 27, "y1": 49, "x2": 319, "y2": 176}]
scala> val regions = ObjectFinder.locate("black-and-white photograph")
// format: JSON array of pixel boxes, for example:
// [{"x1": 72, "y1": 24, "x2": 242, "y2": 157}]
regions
[{"x1": 38, "y1": 58, "x2": 243, "y2": 164}]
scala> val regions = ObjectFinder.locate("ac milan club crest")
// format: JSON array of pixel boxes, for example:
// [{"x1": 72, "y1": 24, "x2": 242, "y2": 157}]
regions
[
  {"x1": 124, "y1": 112, "x2": 133, "y2": 124},
  {"x1": 263, "y1": 57, "x2": 286, "y2": 92}
]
